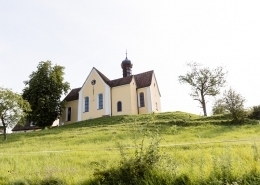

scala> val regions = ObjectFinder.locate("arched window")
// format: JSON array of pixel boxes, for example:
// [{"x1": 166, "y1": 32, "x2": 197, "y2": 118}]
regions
[
  {"x1": 84, "y1": 97, "x2": 89, "y2": 112},
  {"x1": 98, "y1": 93, "x2": 103, "y2": 109},
  {"x1": 139, "y1": 92, "x2": 145, "y2": 107},
  {"x1": 117, "y1": 101, "x2": 122, "y2": 112}
]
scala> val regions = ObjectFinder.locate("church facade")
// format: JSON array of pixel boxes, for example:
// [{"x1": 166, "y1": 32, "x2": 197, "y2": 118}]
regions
[{"x1": 60, "y1": 55, "x2": 161, "y2": 125}]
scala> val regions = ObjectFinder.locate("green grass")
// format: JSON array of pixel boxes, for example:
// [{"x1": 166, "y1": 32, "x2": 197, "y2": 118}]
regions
[{"x1": 1, "y1": 111, "x2": 260, "y2": 184}]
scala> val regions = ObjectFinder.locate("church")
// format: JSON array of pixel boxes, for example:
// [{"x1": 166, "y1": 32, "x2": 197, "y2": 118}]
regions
[{"x1": 60, "y1": 54, "x2": 161, "y2": 125}]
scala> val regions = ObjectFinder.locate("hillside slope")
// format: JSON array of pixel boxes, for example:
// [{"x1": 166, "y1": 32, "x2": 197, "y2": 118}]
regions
[{"x1": 1, "y1": 111, "x2": 260, "y2": 184}]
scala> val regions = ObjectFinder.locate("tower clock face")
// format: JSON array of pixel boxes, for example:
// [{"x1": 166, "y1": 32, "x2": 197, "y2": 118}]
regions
[{"x1": 91, "y1": 79, "x2": 96, "y2": 85}]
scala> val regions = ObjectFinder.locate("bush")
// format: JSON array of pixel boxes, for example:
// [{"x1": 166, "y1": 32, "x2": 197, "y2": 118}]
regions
[
  {"x1": 13, "y1": 179, "x2": 30, "y2": 185},
  {"x1": 222, "y1": 88, "x2": 246, "y2": 123},
  {"x1": 240, "y1": 170, "x2": 260, "y2": 185},
  {"x1": 174, "y1": 174, "x2": 191, "y2": 185},
  {"x1": 90, "y1": 127, "x2": 171, "y2": 185},
  {"x1": 39, "y1": 178, "x2": 66, "y2": 185},
  {"x1": 212, "y1": 99, "x2": 226, "y2": 115},
  {"x1": 249, "y1": 106, "x2": 260, "y2": 120}
]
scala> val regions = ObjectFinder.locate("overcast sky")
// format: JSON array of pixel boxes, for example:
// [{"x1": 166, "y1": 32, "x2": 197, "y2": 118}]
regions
[{"x1": 1, "y1": 1, "x2": 260, "y2": 115}]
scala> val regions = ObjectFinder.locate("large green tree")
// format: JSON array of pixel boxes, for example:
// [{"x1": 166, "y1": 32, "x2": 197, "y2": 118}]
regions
[
  {"x1": 0, "y1": 87, "x2": 31, "y2": 140},
  {"x1": 23, "y1": 61, "x2": 70, "y2": 128},
  {"x1": 178, "y1": 62, "x2": 227, "y2": 116}
]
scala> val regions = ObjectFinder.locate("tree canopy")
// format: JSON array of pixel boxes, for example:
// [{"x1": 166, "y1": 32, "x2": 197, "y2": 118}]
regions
[
  {"x1": 178, "y1": 62, "x2": 227, "y2": 116},
  {"x1": 0, "y1": 87, "x2": 31, "y2": 140},
  {"x1": 23, "y1": 61, "x2": 70, "y2": 128}
]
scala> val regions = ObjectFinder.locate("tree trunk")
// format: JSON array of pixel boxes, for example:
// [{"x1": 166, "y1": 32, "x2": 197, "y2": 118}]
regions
[
  {"x1": 1, "y1": 117, "x2": 7, "y2": 140},
  {"x1": 3, "y1": 126, "x2": 7, "y2": 141},
  {"x1": 202, "y1": 102, "x2": 207, "y2": 116},
  {"x1": 201, "y1": 92, "x2": 207, "y2": 116}
]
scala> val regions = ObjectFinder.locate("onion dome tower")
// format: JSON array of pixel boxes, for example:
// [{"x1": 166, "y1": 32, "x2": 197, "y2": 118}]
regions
[{"x1": 121, "y1": 51, "x2": 133, "y2": 77}]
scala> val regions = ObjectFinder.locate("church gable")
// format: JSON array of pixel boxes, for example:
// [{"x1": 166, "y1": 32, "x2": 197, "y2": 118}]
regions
[
  {"x1": 78, "y1": 67, "x2": 111, "y2": 121},
  {"x1": 149, "y1": 73, "x2": 161, "y2": 112},
  {"x1": 151, "y1": 73, "x2": 161, "y2": 97},
  {"x1": 80, "y1": 67, "x2": 110, "y2": 93}
]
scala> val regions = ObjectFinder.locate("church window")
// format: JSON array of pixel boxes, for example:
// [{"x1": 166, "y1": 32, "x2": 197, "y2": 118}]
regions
[
  {"x1": 98, "y1": 93, "x2": 103, "y2": 109},
  {"x1": 66, "y1": 107, "x2": 71, "y2": 121},
  {"x1": 84, "y1": 97, "x2": 89, "y2": 112},
  {"x1": 140, "y1": 92, "x2": 145, "y2": 107},
  {"x1": 117, "y1": 101, "x2": 122, "y2": 112}
]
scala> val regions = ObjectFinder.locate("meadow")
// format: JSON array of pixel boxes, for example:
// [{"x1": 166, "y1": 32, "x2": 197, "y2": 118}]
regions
[{"x1": 1, "y1": 112, "x2": 260, "y2": 184}]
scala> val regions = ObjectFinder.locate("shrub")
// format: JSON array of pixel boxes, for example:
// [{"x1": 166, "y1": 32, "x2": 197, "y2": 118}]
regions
[
  {"x1": 91, "y1": 127, "x2": 168, "y2": 185},
  {"x1": 212, "y1": 99, "x2": 226, "y2": 115},
  {"x1": 174, "y1": 174, "x2": 191, "y2": 185},
  {"x1": 13, "y1": 179, "x2": 30, "y2": 185},
  {"x1": 39, "y1": 178, "x2": 66, "y2": 185},
  {"x1": 249, "y1": 106, "x2": 260, "y2": 120},
  {"x1": 240, "y1": 170, "x2": 260, "y2": 185},
  {"x1": 222, "y1": 88, "x2": 246, "y2": 123}
]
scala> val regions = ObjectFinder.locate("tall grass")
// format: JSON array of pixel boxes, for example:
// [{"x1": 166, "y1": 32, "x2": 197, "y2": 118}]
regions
[{"x1": 1, "y1": 111, "x2": 260, "y2": 184}]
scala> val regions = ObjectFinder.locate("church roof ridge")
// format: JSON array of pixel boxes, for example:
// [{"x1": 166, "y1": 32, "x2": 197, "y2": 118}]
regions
[
  {"x1": 94, "y1": 67, "x2": 110, "y2": 85},
  {"x1": 64, "y1": 69, "x2": 155, "y2": 101},
  {"x1": 134, "y1": 70, "x2": 154, "y2": 88}
]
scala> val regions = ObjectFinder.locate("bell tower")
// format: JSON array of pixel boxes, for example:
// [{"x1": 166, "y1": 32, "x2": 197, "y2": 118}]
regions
[{"x1": 121, "y1": 51, "x2": 133, "y2": 77}]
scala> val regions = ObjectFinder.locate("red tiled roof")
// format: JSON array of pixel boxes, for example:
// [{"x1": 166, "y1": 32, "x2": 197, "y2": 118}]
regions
[
  {"x1": 95, "y1": 68, "x2": 110, "y2": 85},
  {"x1": 63, "y1": 87, "x2": 81, "y2": 101},
  {"x1": 109, "y1": 70, "x2": 154, "y2": 88},
  {"x1": 134, "y1": 70, "x2": 154, "y2": 88},
  {"x1": 109, "y1": 76, "x2": 133, "y2": 87},
  {"x1": 12, "y1": 122, "x2": 42, "y2": 131}
]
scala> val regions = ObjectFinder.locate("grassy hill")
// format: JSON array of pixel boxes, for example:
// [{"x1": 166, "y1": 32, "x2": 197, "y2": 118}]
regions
[{"x1": 1, "y1": 111, "x2": 260, "y2": 184}]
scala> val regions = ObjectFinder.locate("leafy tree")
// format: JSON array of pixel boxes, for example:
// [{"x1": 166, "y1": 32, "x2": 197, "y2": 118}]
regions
[
  {"x1": 212, "y1": 99, "x2": 226, "y2": 115},
  {"x1": 222, "y1": 88, "x2": 246, "y2": 123},
  {"x1": 23, "y1": 61, "x2": 70, "y2": 128},
  {"x1": 178, "y1": 62, "x2": 226, "y2": 116},
  {"x1": 0, "y1": 87, "x2": 31, "y2": 140}
]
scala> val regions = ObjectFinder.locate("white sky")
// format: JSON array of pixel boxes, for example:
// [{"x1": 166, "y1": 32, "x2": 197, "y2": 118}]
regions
[{"x1": 1, "y1": 1, "x2": 260, "y2": 115}]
